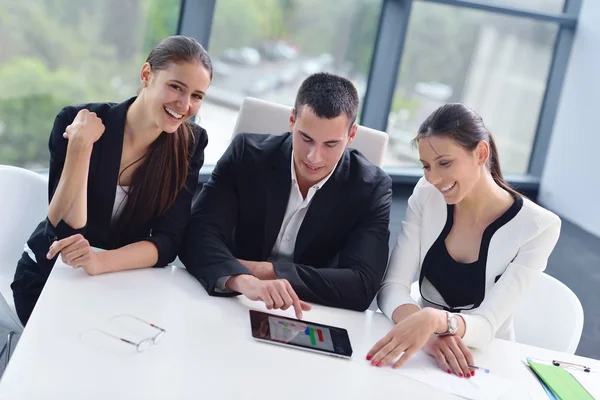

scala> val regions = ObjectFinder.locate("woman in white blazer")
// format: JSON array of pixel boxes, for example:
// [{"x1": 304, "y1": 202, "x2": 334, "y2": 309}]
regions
[{"x1": 367, "y1": 103, "x2": 561, "y2": 378}]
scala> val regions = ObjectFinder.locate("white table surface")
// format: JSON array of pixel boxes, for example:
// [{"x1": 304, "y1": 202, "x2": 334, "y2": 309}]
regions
[{"x1": 0, "y1": 262, "x2": 598, "y2": 400}]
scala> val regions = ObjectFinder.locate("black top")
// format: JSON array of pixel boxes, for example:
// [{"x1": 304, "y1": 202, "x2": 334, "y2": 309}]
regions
[
  {"x1": 25, "y1": 97, "x2": 207, "y2": 274},
  {"x1": 179, "y1": 132, "x2": 393, "y2": 311},
  {"x1": 419, "y1": 195, "x2": 524, "y2": 312}
]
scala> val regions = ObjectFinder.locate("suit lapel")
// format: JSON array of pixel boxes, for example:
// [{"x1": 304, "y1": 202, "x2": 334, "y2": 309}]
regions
[
  {"x1": 294, "y1": 150, "x2": 349, "y2": 260},
  {"x1": 261, "y1": 134, "x2": 293, "y2": 258},
  {"x1": 94, "y1": 98, "x2": 131, "y2": 239}
]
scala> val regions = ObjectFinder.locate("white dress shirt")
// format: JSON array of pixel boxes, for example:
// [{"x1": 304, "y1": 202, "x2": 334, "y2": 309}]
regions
[
  {"x1": 378, "y1": 177, "x2": 562, "y2": 349},
  {"x1": 215, "y1": 154, "x2": 337, "y2": 291}
]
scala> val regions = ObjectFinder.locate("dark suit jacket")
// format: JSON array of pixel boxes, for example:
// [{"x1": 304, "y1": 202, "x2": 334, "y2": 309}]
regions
[
  {"x1": 19, "y1": 97, "x2": 207, "y2": 276},
  {"x1": 180, "y1": 132, "x2": 392, "y2": 311}
]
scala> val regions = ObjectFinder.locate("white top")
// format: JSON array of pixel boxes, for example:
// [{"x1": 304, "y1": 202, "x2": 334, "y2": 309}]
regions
[
  {"x1": 378, "y1": 177, "x2": 562, "y2": 349},
  {"x1": 111, "y1": 185, "x2": 129, "y2": 222},
  {"x1": 215, "y1": 154, "x2": 337, "y2": 290},
  {"x1": 1, "y1": 260, "x2": 597, "y2": 399}
]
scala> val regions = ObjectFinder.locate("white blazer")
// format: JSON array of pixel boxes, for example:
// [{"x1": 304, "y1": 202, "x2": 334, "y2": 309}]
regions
[{"x1": 378, "y1": 177, "x2": 561, "y2": 349}]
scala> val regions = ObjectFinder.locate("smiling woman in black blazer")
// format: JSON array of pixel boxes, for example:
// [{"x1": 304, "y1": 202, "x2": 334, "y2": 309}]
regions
[{"x1": 11, "y1": 36, "x2": 212, "y2": 325}]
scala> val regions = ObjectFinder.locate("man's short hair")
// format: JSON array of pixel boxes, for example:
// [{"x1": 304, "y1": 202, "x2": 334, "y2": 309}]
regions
[{"x1": 294, "y1": 72, "x2": 359, "y2": 127}]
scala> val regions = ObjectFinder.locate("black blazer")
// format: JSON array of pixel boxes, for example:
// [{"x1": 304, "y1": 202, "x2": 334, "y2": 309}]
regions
[
  {"x1": 180, "y1": 132, "x2": 392, "y2": 311},
  {"x1": 25, "y1": 97, "x2": 207, "y2": 274}
]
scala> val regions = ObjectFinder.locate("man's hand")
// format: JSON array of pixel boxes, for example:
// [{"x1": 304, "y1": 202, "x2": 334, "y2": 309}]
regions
[
  {"x1": 226, "y1": 275, "x2": 311, "y2": 319},
  {"x1": 238, "y1": 259, "x2": 277, "y2": 280}
]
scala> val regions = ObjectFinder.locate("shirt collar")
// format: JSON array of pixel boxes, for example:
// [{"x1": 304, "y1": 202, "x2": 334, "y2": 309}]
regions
[{"x1": 291, "y1": 152, "x2": 338, "y2": 190}]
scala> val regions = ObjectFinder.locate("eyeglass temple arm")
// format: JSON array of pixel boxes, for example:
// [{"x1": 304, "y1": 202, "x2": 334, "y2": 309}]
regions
[
  {"x1": 111, "y1": 314, "x2": 166, "y2": 331},
  {"x1": 85, "y1": 329, "x2": 139, "y2": 348}
]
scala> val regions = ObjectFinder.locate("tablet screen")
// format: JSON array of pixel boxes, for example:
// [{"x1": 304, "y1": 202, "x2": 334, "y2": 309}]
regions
[{"x1": 249, "y1": 310, "x2": 352, "y2": 358}]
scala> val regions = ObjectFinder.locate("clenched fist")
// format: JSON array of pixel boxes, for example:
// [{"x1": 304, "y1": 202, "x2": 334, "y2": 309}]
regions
[{"x1": 64, "y1": 109, "x2": 105, "y2": 148}]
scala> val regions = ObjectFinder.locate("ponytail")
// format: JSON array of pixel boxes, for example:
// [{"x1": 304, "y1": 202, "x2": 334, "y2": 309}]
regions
[
  {"x1": 487, "y1": 133, "x2": 521, "y2": 198},
  {"x1": 114, "y1": 122, "x2": 195, "y2": 245},
  {"x1": 416, "y1": 103, "x2": 522, "y2": 199}
]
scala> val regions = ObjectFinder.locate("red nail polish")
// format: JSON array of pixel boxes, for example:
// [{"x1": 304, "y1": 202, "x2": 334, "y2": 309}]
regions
[
  {"x1": 471, "y1": 371, "x2": 475, "y2": 377},
  {"x1": 371, "y1": 360, "x2": 376, "y2": 366},
  {"x1": 366, "y1": 355, "x2": 372, "y2": 361},
  {"x1": 447, "y1": 369, "x2": 452, "y2": 374},
  {"x1": 459, "y1": 373, "x2": 463, "y2": 377},
  {"x1": 377, "y1": 361, "x2": 383, "y2": 367}
]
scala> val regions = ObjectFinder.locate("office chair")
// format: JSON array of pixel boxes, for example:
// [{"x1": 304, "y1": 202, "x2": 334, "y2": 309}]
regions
[
  {"x1": 409, "y1": 273, "x2": 584, "y2": 354},
  {"x1": 0, "y1": 166, "x2": 49, "y2": 366},
  {"x1": 231, "y1": 97, "x2": 389, "y2": 167}
]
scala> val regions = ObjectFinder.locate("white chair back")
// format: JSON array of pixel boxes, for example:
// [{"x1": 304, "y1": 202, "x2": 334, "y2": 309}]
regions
[
  {"x1": 513, "y1": 273, "x2": 584, "y2": 354},
  {"x1": 0, "y1": 166, "x2": 48, "y2": 333},
  {"x1": 0, "y1": 166, "x2": 49, "y2": 275},
  {"x1": 231, "y1": 97, "x2": 389, "y2": 167},
  {"x1": 410, "y1": 273, "x2": 584, "y2": 354}
]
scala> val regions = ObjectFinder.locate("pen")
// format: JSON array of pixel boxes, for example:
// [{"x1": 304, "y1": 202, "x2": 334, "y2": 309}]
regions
[
  {"x1": 468, "y1": 364, "x2": 490, "y2": 373},
  {"x1": 444, "y1": 357, "x2": 491, "y2": 373},
  {"x1": 552, "y1": 359, "x2": 591, "y2": 373}
]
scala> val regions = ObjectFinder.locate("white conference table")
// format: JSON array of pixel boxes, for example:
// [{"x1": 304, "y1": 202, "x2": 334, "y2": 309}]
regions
[{"x1": 0, "y1": 262, "x2": 598, "y2": 400}]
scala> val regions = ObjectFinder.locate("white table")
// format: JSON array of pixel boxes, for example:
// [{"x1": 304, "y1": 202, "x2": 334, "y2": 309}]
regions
[{"x1": 0, "y1": 263, "x2": 597, "y2": 400}]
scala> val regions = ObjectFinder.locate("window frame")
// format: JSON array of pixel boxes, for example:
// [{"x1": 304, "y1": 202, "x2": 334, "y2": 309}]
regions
[{"x1": 179, "y1": 0, "x2": 582, "y2": 186}]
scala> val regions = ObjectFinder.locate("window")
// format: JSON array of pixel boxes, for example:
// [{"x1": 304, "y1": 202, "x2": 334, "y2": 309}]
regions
[
  {"x1": 0, "y1": 0, "x2": 181, "y2": 169},
  {"x1": 201, "y1": 0, "x2": 382, "y2": 165},
  {"x1": 386, "y1": 2, "x2": 558, "y2": 173}
]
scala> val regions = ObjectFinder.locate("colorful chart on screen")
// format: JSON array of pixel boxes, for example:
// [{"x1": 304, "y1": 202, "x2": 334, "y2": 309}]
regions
[{"x1": 249, "y1": 310, "x2": 353, "y2": 358}]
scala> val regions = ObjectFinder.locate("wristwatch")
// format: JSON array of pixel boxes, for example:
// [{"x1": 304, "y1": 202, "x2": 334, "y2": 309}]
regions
[{"x1": 434, "y1": 311, "x2": 458, "y2": 336}]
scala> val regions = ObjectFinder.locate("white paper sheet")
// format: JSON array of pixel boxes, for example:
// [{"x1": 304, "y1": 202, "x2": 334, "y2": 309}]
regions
[{"x1": 387, "y1": 351, "x2": 514, "y2": 400}]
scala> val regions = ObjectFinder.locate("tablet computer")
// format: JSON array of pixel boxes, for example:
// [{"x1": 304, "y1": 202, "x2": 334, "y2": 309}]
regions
[{"x1": 249, "y1": 310, "x2": 353, "y2": 359}]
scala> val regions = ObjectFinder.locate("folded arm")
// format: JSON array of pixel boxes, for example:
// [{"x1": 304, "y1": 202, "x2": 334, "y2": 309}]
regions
[
  {"x1": 179, "y1": 134, "x2": 252, "y2": 294},
  {"x1": 273, "y1": 178, "x2": 392, "y2": 311},
  {"x1": 378, "y1": 178, "x2": 433, "y2": 319}
]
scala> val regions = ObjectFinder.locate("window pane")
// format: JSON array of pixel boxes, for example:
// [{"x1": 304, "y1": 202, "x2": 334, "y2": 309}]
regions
[
  {"x1": 203, "y1": 0, "x2": 381, "y2": 165},
  {"x1": 0, "y1": 0, "x2": 181, "y2": 169},
  {"x1": 473, "y1": 0, "x2": 565, "y2": 13},
  {"x1": 387, "y1": 3, "x2": 558, "y2": 173}
]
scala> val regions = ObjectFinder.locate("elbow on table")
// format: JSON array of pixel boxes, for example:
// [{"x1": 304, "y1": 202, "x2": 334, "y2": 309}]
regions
[
  {"x1": 466, "y1": 334, "x2": 495, "y2": 350},
  {"x1": 341, "y1": 298, "x2": 372, "y2": 312},
  {"x1": 348, "y1": 286, "x2": 378, "y2": 312},
  {"x1": 462, "y1": 314, "x2": 496, "y2": 350},
  {"x1": 153, "y1": 245, "x2": 177, "y2": 268}
]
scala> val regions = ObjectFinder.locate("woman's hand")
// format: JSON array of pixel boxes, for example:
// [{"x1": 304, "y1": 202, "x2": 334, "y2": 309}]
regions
[
  {"x1": 64, "y1": 109, "x2": 105, "y2": 148},
  {"x1": 47, "y1": 234, "x2": 106, "y2": 276},
  {"x1": 367, "y1": 308, "x2": 439, "y2": 368},
  {"x1": 423, "y1": 335, "x2": 475, "y2": 378}
]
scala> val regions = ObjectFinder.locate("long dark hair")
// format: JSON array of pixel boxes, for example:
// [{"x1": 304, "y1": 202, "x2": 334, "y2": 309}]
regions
[
  {"x1": 415, "y1": 103, "x2": 520, "y2": 198},
  {"x1": 115, "y1": 36, "x2": 212, "y2": 244}
]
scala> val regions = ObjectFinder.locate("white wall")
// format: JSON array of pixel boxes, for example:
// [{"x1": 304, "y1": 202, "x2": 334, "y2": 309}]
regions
[{"x1": 539, "y1": 0, "x2": 600, "y2": 237}]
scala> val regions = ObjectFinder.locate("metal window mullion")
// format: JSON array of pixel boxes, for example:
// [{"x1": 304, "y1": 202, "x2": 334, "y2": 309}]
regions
[
  {"x1": 360, "y1": 0, "x2": 413, "y2": 131},
  {"x1": 420, "y1": 0, "x2": 577, "y2": 26},
  {"x1": 177, "y1": 0, "x2": 217, "y2": 49},
  {"x1": 528, "y1": 0, "x2": 582, "y2": 177}
]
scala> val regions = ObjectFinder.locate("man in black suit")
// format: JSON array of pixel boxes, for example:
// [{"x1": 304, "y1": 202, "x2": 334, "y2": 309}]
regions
[{"x1": 180, "y1": 73, "x2": 392, "y2": 318}]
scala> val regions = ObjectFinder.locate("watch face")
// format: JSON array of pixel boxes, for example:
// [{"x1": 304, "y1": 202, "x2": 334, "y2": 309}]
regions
[{"x1": 449, "y1": 314, "x2": 459, "y2": 331}]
